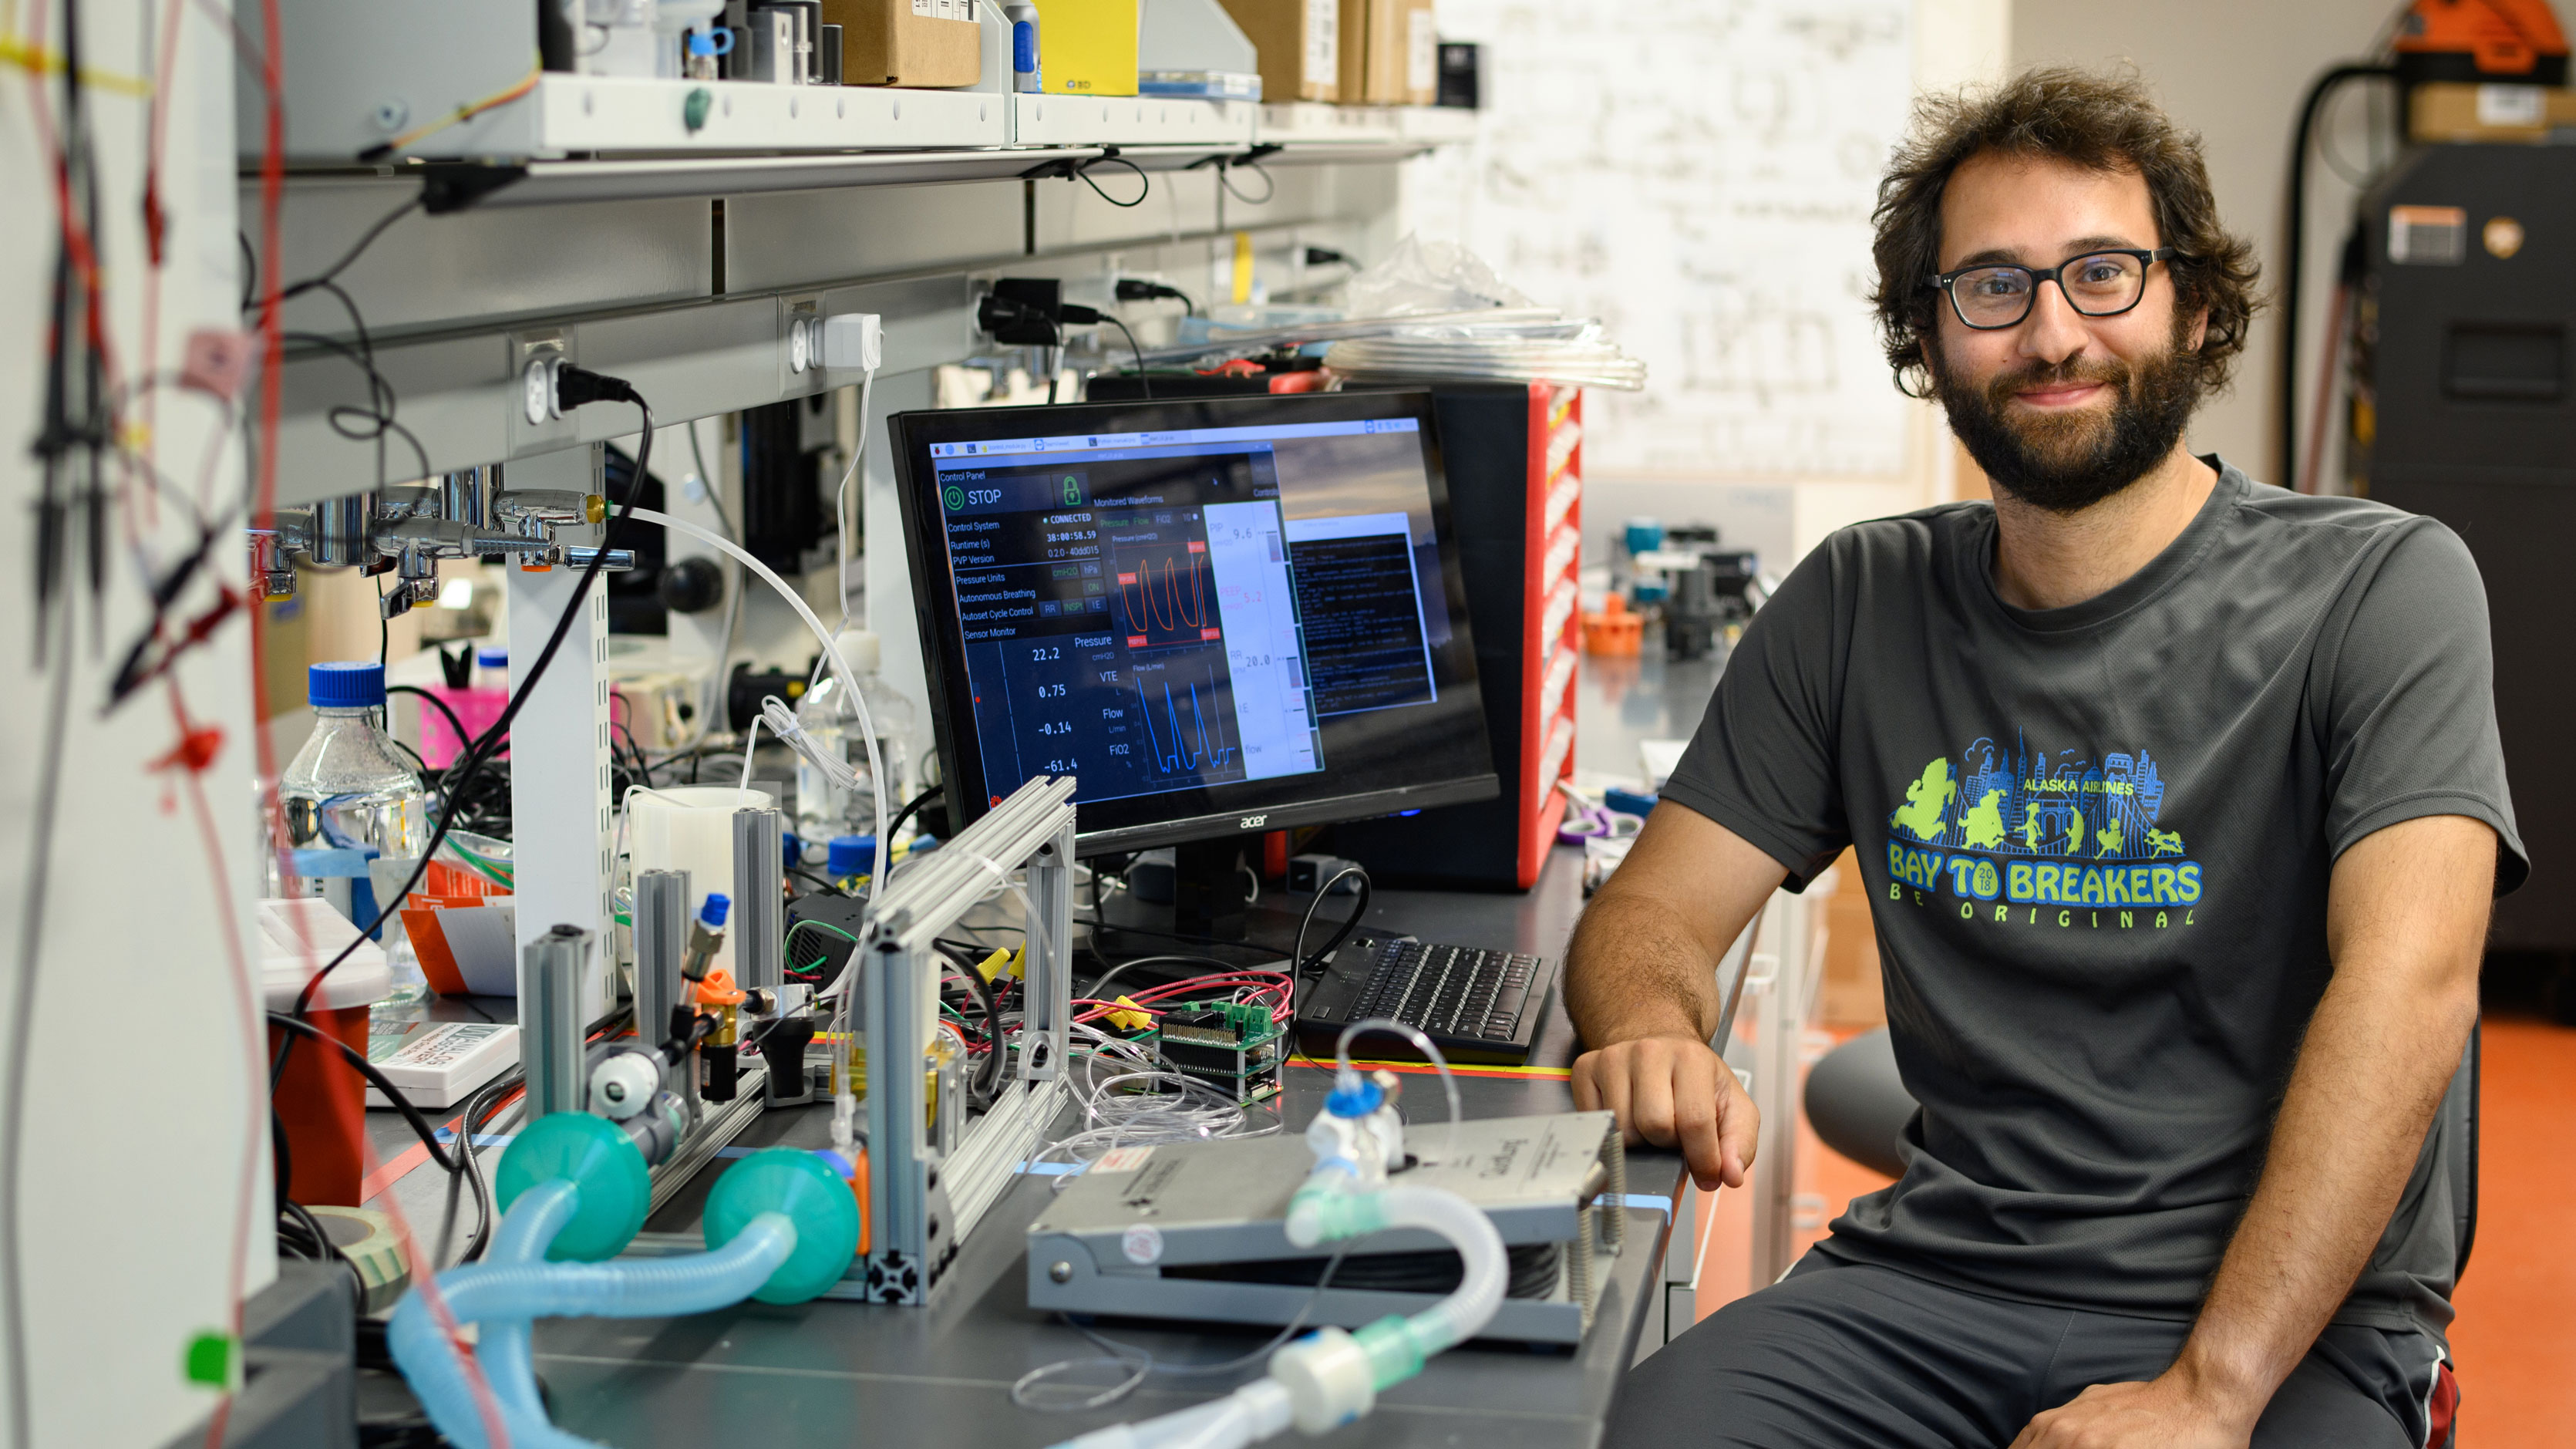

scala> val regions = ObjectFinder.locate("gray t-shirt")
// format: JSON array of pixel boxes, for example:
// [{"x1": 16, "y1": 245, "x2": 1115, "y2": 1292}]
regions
[{"x1": 1660, "y1": 460, "x2": 2526, "y2": 1339}]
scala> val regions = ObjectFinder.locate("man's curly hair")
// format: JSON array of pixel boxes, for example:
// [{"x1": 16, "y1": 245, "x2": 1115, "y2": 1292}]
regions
[{"x1": 1871, "y1": 68, "x2": 2262, "y2": 400}]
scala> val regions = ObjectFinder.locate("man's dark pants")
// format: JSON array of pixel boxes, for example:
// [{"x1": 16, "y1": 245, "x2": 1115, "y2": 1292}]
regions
[{"x1": 1609, "y1": 1253, "x2": 2436, "y2": 1447}]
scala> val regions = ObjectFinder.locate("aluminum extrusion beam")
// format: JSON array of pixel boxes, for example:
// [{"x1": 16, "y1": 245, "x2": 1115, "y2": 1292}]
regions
[
  {"x1": 732, "y1": 807, "x2": 784, "y2": 993},
  {"x1": 633, "y1": 868, "x2": 689, "y2": 1053},
  {"x1": 522, "y1": 926, "x2": 592, "y2": 1118},
  {"x1": 858, "y1": 774, "x2": 1076, "y2": 1304}
]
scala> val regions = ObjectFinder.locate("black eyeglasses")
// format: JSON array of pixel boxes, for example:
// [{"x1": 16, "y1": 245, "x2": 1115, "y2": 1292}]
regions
[{"x1": 1928, "y1": 247, "x2": 2179, "y2": 330}]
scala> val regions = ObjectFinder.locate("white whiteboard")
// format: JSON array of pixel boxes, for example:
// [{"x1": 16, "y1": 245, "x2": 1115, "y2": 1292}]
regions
[{"x1": 1408, "y1": 0, "x2": 1917, "y2": 477}]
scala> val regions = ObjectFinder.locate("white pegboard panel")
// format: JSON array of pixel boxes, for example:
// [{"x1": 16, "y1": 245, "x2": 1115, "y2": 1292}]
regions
[{"x1": 1010, "y1": 92, "x2": 1258, "y2": 147}]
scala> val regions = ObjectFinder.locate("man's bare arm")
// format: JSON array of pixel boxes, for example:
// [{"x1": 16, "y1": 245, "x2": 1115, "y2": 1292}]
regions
[
  {"x1": 2015, "y1": 813, "x2": 2495, "y2": 1448},
  {"x1": 1566, "y1": 804, "x2": 1787, "y2": 1192}
]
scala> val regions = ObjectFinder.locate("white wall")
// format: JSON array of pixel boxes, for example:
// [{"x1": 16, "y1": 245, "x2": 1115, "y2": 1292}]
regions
[
  {"x1": 1401, "y1": 0, "x2": 2009, "y2": 570},
  {"x1": 2010, "y1": 0, "x2": 2398, "y2": 486}
]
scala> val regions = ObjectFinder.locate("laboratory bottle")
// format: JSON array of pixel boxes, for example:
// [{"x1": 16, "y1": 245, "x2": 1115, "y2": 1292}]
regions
[
  {"x1": 471, "y1": 645, "x2": 510, "y2": 691},
  {"x1": 793, "y1": 630, "x2": 914, "y2": 851},
  {"x1": 280, "y1": 662, "x2": 433, "y2": 1002}
]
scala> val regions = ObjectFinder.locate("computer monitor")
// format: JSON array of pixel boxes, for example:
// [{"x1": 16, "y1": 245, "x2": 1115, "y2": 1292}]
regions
[{"x1": 891, "y1": 391, "x2": 1499, "y2": 857}]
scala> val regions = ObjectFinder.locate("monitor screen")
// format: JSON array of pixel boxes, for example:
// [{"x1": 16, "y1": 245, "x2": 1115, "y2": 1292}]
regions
[{"x1": 892, "y1": 392, "x2": 1498, "y2": 853}]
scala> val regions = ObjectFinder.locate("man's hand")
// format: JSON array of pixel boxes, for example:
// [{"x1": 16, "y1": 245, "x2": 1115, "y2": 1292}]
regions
[
  {"x1": 2012, "y1": 813, "x2": 2496, "y2": 1447},
  {"x1": 1571, "y1": 1032, "x2": 1758, "y2": 1192},
  {"x1": 1561, "y1": 805, "x2": 1786, "y2": 1193},
  {"x1": 2009, "y1": 1370, "x2": 2259, "y2": 1449}
]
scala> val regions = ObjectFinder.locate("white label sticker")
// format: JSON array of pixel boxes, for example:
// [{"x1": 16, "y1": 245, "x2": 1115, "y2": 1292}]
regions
[
  {"x1": 1406, "y1": 9, "x2": 1436, "y2": 95},
  {"x1": 911, "y1": 0, "x2": 976, "y2": 19},
  {"x1": 2389, "y1": 204, "x2": 2467, "y2": 265},
  {"x1": 1122, "y1": 1222, "x2": 1165, "y2": 1265},
  {"x1": 1305, "y1": 0, "x2": 1338, "y2": 82},
  {"x1": 1095, "y1": 1144, "x2": 1156, "y2": 1173},
  {"x1": 2476, "y1": 83, "x2": 2544, "y2": 127}
]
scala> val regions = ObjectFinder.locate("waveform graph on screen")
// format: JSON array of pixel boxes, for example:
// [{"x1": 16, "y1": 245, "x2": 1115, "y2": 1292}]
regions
[
  {"x1": 1128, "y1": 655, "x2": 1244, "y2": 786},
  {"x1": 1113, "y1": 539, "x2": 1223, "y2": 650}
]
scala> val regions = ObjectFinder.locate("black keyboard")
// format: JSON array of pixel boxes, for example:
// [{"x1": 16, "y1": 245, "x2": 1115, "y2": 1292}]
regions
[{"x1": 1295, "y1": 933, "x2": 1558, "y2": 1067}]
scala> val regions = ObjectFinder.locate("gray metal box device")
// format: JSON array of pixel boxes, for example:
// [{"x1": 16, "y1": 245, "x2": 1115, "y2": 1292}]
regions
[{"x1": 1028, "y1": 1111, "x2": 1625, "y2": 1343}]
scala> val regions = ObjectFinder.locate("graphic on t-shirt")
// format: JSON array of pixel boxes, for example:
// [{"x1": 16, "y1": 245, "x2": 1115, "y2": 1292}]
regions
[{"x1": 1884, "y1": 733, "x2": 2201, "y2": 919}]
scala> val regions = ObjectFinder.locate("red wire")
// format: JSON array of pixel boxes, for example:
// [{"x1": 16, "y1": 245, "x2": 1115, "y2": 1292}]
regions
[{"x1": 134, "y1": 0, "x2": 190, "y2": 525}]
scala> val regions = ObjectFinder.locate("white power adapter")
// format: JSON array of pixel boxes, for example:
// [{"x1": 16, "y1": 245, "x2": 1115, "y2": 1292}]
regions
[{"x1": 822, "y1": 312, "x2": 884, "y2": 372}]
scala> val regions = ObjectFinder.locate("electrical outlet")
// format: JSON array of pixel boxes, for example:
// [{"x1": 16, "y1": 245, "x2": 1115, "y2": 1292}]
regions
[
  {"x1": 508, "y1": 330, "x2": 575, "y2": 452},
  {"x1": 783, "y1": 296, "x2": 821, "y2": 376}
]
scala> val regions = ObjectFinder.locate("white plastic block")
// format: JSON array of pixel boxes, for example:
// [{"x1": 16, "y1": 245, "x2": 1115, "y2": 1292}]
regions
[{"x1": 823, "y1": 312, "x2": 884, "y2": 371}]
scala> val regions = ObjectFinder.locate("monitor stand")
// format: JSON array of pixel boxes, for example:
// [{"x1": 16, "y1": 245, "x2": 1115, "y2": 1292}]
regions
[{"x1": 1172, "y1": 839, "x2": 1251, "y2": 942}]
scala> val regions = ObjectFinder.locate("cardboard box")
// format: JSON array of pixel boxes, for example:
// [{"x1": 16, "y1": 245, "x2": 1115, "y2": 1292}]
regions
[
  {"x1": 1039, "y1": 0, "x2": 1140, "y2": 95},
  {"x1": 823, "y1": 0, "x2": 982, "y2": 88},
  {"x1": 1219, "y1": 0, "x2": 1338, "y2": 103},
  {"x1": 2409, "y1": 81, "x2": 2576, "y2": 143},
  {"x1": 1335, "y1": 0, "x2": 1433, "y2": 104}
]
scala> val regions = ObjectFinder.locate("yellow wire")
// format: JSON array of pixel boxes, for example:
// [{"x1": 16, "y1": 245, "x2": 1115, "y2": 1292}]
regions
[
  {"x1": 382, "y1": 61, "x2": 540, "y2": 153},
  {"x1": 0, "y1": 35, "x2": 153, "y2": 96}
]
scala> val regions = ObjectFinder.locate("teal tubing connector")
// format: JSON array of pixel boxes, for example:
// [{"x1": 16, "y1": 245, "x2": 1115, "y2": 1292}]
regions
[
  {"x1": 1285, "y1": 1169, "x2": 1382, "y2": 1248},
  {"x1": 390, "y1": 1208, "x2": 798, "y2": 1449},
  {"x1": 494, "y1": 1112, "x2": 652, "y2": 1262},
  {"x1": 703, "y1": 1147, "x2": 862, "y2": 1303},
  {"x1": 1352, "y1": 1316, "x2": 1428, "y2": 1390}
]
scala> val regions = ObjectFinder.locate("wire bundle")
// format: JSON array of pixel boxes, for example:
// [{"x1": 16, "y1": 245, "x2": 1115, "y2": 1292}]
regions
[
  {"x1": 1030, "y1": 1023, "x2": 1285, "y2": 1181},
  {"x1": 1072, "y1": 969, "x2": 1295, "y2": 1029}
]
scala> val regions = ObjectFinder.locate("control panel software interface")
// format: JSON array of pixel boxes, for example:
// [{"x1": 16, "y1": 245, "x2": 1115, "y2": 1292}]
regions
[{"x1": 908, "y1": 401, "x2": 1493, "y2": 842}]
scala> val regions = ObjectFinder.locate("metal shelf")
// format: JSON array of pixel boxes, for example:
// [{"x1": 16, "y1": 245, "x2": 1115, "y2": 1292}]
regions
[
  {"x1": 271, "y1": 78, "x2": 1470, "y2": 210},
  {"x1": 430, "y1": 72, "x2": 1014, "y2": 155},
  {"x1": 1010, "y1": 91, "x2": 1260, "y2": 147},
  {"x1": 465, "y1": 147, "x2": 1104, "y2": 207}
]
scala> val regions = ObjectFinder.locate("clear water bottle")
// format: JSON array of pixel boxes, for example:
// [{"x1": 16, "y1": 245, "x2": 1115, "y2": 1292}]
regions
[
  {"x1": 280, "y1": 662, "x2": 433, "y2": 1002},
  {"x1": 795, "y1": 630, "x2": 914, "y2": 856}
]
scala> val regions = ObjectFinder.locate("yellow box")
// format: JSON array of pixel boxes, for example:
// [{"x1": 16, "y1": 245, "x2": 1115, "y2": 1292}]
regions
[{"x1": 1039, "y1": 0, "x2": 1140, "y2": 96}]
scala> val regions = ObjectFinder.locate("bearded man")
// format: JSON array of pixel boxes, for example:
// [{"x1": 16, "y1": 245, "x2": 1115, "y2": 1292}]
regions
[{"x1": 1578, "y1": 69, "x2": 2523, "y2": 1449}]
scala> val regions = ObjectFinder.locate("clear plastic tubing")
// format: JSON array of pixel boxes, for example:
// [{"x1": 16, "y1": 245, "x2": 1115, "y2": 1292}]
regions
[
  {"x1": 389, "y1": 1188, "x2": 798, "y2": 1449},
  {"x1": 627, "y1": 508, "x2": 890, "y2": 893}
]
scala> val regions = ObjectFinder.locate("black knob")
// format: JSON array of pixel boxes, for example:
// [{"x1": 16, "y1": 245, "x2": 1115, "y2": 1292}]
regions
[{"x1": 658, "y1": 555, "x2": 725, "y2": 614}]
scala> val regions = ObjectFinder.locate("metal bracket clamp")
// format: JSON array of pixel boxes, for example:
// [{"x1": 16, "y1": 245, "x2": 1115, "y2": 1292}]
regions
[{"x1": 858, "y1": 774, "x2": 1077, "y2": 1305}]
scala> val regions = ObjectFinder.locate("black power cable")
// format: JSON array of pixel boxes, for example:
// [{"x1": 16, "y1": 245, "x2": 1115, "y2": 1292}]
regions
[
  {"x1": 388, "y1": 683, "x2": 471, "y2": 762},
  {"x1": 1113, "y1": 278, "x2": 1196, "y2": 315},
  {"x1": 1291, "y1": 866, "x2": 1372, "y2": 977},
  {"x1": 883, "y1": 781, "x2": 944, "y2": 845},
  {"x1": 284, "y1": 366, "x2": 655, "y2": 1029},
  {"x1": 264, "y1": 1013, "x2": 466, "y2": 1174},
  {"x1": 281, "y1": 195, "x2": 422, "y2": 303}
]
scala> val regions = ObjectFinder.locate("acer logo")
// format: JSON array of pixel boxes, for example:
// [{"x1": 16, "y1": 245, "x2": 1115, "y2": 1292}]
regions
[{"x1": 1238, "y1": 815, "x2": 1268, "y2": 830}]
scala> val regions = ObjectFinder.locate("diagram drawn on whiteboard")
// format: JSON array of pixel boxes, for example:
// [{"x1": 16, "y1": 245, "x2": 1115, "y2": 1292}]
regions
[{"x1": 1409, "y1": 0, "x2": 1915, "y2": 477}]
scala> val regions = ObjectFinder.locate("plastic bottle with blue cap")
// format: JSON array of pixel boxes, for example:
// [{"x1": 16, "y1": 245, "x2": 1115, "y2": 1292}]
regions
[{"x1": 277, "y1": 662, "x2": 429, "y2": 982}]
